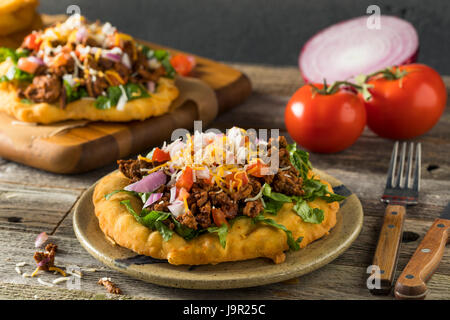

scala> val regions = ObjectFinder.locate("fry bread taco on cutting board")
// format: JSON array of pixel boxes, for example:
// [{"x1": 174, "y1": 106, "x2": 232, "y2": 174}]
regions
[
  {"x1": 93, "y1": 128, "x2": 345, "y2": 265},
  {"x1": 0, "y1": 14, "x2": 185, "y2": 124}
]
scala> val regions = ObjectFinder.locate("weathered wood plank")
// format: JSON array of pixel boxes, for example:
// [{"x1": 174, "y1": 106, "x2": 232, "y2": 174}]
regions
[{"x1": 0, "y1": 182, "x2": 81, "y2": 233}]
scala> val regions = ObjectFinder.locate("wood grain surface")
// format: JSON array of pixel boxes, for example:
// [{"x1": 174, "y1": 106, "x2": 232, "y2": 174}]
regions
[
  {"x1": 371, "y1": 204, "x2": 406, "y2": 295},
  {"x1": 0, "y1": 63, "x2": 449, "y2": 300},
  {"x1": 0, "y1": 15, "x2": 252, "y2": 174},
  {"x1": 395, "y1": 218, "x2": 450, "y2": 299}
]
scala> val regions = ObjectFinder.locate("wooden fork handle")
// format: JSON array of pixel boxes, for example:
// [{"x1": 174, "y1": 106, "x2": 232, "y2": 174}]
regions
[
  {"x1": 394, "y1": 218, "x2": 450, "y2": 300},
  {"x1": 370, "y1": 204, "x2": 406, "y2": 295}
]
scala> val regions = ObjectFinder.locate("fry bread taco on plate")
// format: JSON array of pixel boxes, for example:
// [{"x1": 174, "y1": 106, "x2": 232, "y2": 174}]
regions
[
  {"x1": 93, "y1": 128, "x2": 345, "y2": 265},
  {"x1": 0, "y1": 14, "x2": 191, "y2": 124}
]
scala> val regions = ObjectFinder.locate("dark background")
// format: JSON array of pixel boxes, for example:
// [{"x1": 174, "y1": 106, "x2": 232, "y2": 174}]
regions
[{"x1": 39, "y1": 0, "x2": 450, "y2": 74}]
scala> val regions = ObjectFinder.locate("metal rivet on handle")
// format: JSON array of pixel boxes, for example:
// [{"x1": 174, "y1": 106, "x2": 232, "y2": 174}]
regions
[
  {"x1": 405, "y1": 274, "x2": 414, "y2": 279},
  {"x1": 391, "y1": 211, "x2": 398, "y2": 215},
  {"x1": 380, "y1": 270, "x2": 385, "y2": 274},
  {"x1": 421, "y1": 248, "x2": 431, "y2": 253},
  {"x1": 437, "y1": 224, "x2": 445, "y2": 228},
  {"x1": 388, "y1": 224, "x2": 395, "y2": 229}
]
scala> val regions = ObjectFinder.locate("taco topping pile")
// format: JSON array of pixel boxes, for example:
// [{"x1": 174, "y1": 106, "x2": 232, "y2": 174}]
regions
[
  {"x1": 0, "y1": 14, "x2": 194, "y2": 109},
  {"x1": 109, "y1": 128, "x2": 345, "y2": 250}
]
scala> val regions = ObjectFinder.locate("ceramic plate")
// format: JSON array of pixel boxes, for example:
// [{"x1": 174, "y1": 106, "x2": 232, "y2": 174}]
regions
[{"x1": 73, "y1": 169, "x2": 363, "y2": 289}]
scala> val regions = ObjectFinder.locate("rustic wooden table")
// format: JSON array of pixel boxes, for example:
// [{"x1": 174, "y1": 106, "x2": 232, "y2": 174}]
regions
[{"x1": 0, "y1": 64, "x2": 449, "y2": 300}]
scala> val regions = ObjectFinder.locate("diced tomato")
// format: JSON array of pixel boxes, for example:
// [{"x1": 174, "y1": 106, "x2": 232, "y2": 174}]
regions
[
  {"x1": 225, "y1": 171, "x2": 249, "y2": 190},
  {"x1": 176, "y1": 167, "x2": 194, "y2": 191},
  {"x1": 177, "y1": 187, "x2": 190, "y2": 201},
  {"x1": 202, "y1": 176, "x2": 214, "y2": 185},
  {"x1": 51, "y1": 53, "x2": 70, "y2": 68},
  {"x1": 22, "y1": 33, "x2": 42, "y2": 51},
  {"x1": 151, "y1": 148, "x2": 170, "y2": 162},
  {"x1": 170, "y1": 54, "x2": 195, "y2": 76},
  {"x1": 246, "y1": 160, "x2": 268, "y2": 178},
  {"x1": 212, "y1": 208, "x2": 228, "y2": 227},
  {"x1": 17, "y1": 57, "x2": 40, "y2": 74}
]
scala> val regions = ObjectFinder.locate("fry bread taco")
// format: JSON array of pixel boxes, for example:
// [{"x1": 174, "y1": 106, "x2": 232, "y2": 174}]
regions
[
  {"x1": 0, "y1": 15, "x2": 187, "y2": 124},
  {"x1": 93, "y1": 128, "x2": 345, "y2": 265}
]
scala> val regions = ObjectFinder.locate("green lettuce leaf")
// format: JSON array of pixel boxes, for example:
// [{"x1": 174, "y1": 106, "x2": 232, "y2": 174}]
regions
[
  {"x1": 292, "y1": 197, "x2": 324, "y2": 224},
  {"x1": 207, "y1": 223, "x2": 229, "y2": 248},
  {"x1": 252, "y1": 214, "x2": 303, "y2": 251}
]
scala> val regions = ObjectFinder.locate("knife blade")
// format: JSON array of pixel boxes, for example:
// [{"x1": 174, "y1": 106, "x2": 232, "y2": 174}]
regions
[{"x1": 394, "y1": 202, "x2": 450, "y2": 299}]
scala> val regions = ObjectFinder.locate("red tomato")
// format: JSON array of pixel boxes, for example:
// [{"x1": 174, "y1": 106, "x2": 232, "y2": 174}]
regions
[
  {"x1": 170, "y1": 54, "x2": 195, "y2": 76},
  {"x1": 17, "y1": 57, "x2": 40, "y2": 74},
  {"x1": 177, "y1": 187, "x2": 190, "y2": 201},
  {"x1": 285, "y1": 84, "x2": 366, "y2": 153},
  {"x1": 212, "y1": 208, "x2": 228, "y2": 227},
  {"x1": 22, "y1": 33, "x2": 42, "y2": 51},
  {"x1": 246, "y1": 160, "x2": 268, "y2": 178},
  {"x1": 363, "y1": 64, "x2": 447, "y2": 139},
  {"x1": 151, "y1": 148, "x2": 170, "y2": 162},
  {"x1": 176, "y1": 167, "x2": 194, "y2": 191},
  {"x1": 225, "y1": 172, "x2": 249, "y2": 190}
]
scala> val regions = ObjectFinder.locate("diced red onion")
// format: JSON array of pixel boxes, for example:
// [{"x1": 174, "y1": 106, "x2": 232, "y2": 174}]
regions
[
  {"x1": 299, "y1": 15, "x2": 419, "y2": 83},
  {"x1": 122, "y1": 53, "x2": 132, "y2": 69},
  {"x1": 27, "y1": 56, "x2": 45, "y2": 66},
  {"x1": 35, "y1": 232, "x2": 48, "y2": 248},
  {"x1": 168, "y1": 200, "x2": 185, "y2": 217},
  {"x1": 37, "y1": 257, "x2": 50, "y2": 267},
  {"x1": 116, "y1": 85, "x2": 128, "y2": 111},
  {"x1": 143, "y1": 193, "x2": 163, "y2": 208},
  {"x1": 124, "y1": 171, "x2": 166, "y2": 193},
  {"x1": 76, "y1": 26, "x2": 88, "y2": 43},
  {"x1": 196, "y1": 168, "x2": 210, "y2": 180},
  {"x1": 104, "y1": 52, "x2": 122, "y2": 63},
  {"x1": 169, "y1": 186, "x2": 177, "y2": 203},
  {"x1": 146, "y1": 81, "x2": 156, "y2": 93}
]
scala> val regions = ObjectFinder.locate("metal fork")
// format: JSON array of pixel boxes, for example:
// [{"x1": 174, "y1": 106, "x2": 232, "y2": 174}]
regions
[{"x1": 370, "y1": 141, "x2": 421, "y2": 295}]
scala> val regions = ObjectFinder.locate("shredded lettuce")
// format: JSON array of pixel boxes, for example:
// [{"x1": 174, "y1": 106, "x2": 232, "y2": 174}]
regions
[
  {"x1": 207, "y1": 224, "x2": 229, "y2": 248},
  {"x1": 120, "y1": 200, "x2": 173, "y2": 241},
  {"x1": 140, "y1": 45, "x2": 176, "y2": 79},
  {"x1": 0, "y1": 48, "x2": 29, "y2": 63},
  {"x1": 95, "y1": 83, "x2": 149, "y2": 110},
  {"x1": 252, "y1": 214, "x2": 303, "y2": 251},
  {"x1": 64, "y1": 80, "x2": 88, "y2": 103}
]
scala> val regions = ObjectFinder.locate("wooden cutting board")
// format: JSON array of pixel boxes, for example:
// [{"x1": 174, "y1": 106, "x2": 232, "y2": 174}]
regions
[{"x1": 0, "y1": 15, "x2": 252, "y2": 174}]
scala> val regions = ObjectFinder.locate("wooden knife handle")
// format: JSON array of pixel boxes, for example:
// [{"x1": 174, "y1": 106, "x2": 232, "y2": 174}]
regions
[
  {"x1": 370, "y1": 204, "x2": 406, "y2": 295},
  {"x1": 394, "y1": 218, "x2": 450, "y2": 300}
]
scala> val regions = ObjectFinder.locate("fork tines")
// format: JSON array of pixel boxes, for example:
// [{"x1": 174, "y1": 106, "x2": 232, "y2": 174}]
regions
[{"x1": 383, "y1": 141, "x2": 421, "y2": 205}]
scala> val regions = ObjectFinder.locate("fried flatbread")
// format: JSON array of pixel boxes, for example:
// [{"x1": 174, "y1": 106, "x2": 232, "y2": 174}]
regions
[
  {"x1": 0, "y1": 0, "x2": 38, "y2": 36},
  {"x1": 0, "y1": 60, "x2": 179, "y2": 124},
  {"x1": 93, "y1": 171, "x2": 339, "y2": 265}
]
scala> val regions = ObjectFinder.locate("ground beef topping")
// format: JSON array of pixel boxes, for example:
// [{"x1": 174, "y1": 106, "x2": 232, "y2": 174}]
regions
[{"x1": 98, "y1": 277, "x2": 122, "y2": 295}]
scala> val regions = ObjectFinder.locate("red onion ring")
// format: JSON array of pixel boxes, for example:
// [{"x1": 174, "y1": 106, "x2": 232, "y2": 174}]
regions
[
  {"x1": 299, "y1": 15, "x2": 419, "y2": 83},
  {"x1": 168, "y1": 200, "x2": 185, "y2": 217},
  {"x1": 35, "y1": 232, "x2": 48, "y2": 248},
  {"x1": 27, "y1": 56, "x2": 45, "y2": 66},
  {"x1": 104, "y1": 52, "x2": 122, "y2": 63},
  {"x1": 124, "y1": 171, "x2": 166, "y2": 193},
  {"x1": 143, "y1": 192, "x2": 163, "y2": 208}
]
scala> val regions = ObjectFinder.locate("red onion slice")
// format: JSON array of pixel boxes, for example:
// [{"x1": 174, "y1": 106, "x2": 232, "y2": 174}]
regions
[
  {"x1": 76, "y1": 26, "x2": 88, "y2": 43},
  {"x1": 27, "y1": 56, "x2": 45, "y2": 66},
  {"x1": 168, "y1": 200, "x2": 185, "y2": 217},
  {"x1": 169, "y1": 186, "x2": 177, "y2": 203},
  {"x1": 299, "y1": 15, "x2": 419, "y2": 83},
  {"x1": 35, "y1": 232, "x2": 48, "y2": 248},
  {"x1": 143, "y1": 192, "x2": 163, "y2": 208},
  {"x1": 104, "y1": 52, "x2": 122, "y2": 63},
  {"x1": 124, "y1": 171, "x2": 166, "y2": 193}
]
